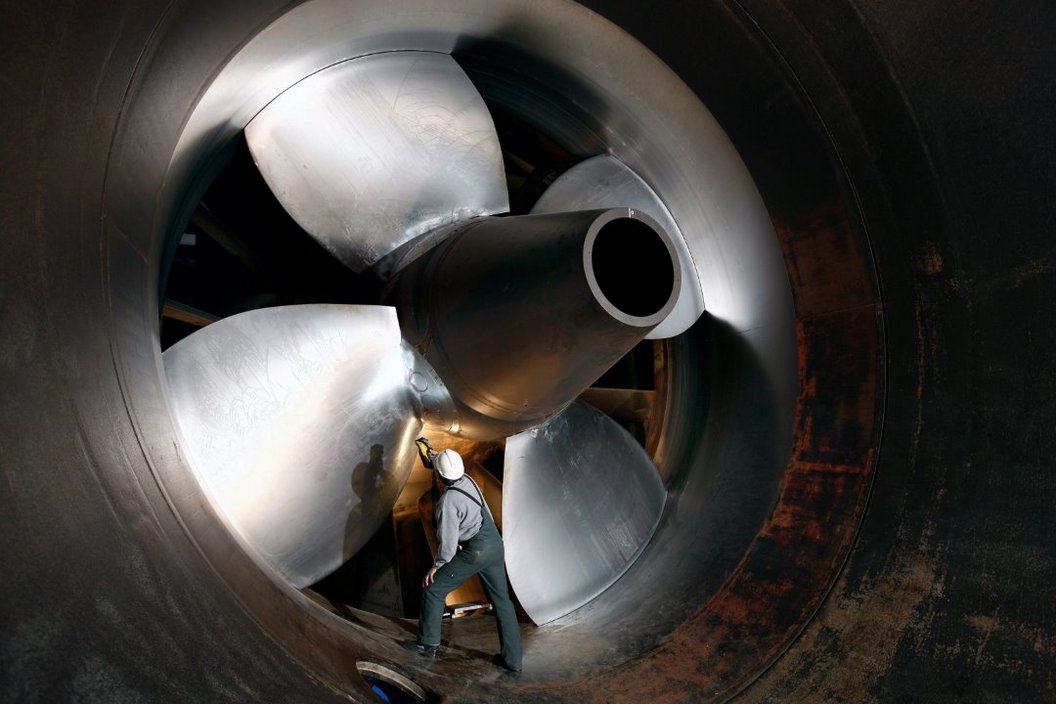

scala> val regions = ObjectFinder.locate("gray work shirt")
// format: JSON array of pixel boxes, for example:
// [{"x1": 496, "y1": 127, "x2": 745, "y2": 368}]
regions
[{"x1": 434, "y1": 476, "x2": 492, "y2": 569}]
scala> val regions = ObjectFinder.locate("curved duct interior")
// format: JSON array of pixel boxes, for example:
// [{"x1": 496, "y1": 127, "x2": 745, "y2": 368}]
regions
[
  {"x1": 7, "y1": 0, "x2": 1053, "y2": 700},
  {"x1": 153, "y1": 1, "x2": 806, "y2": 685},
  {"x1": 11, "y1": 0, "x2": 901, "y2": 699}
]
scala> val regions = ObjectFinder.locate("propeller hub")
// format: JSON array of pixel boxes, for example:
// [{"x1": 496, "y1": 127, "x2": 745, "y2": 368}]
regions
[{"x1": 387, "y1": 207, "x2": 680, "y2": 440}]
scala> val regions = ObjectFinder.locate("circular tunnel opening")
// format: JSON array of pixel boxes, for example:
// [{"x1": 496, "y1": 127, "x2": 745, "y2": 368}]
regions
[
  {"x1": 159, "y1": 24, "x2": 800, "y2": 687},
  {"x1": 156, "y1": 30, "x2": 797, "y2": 683},
  {"x1": 589, "y1": 216, "x2": 676, "y2": 319},
  {"x1": 116, "y1": 0, "x2": 883, "y2": 699}
]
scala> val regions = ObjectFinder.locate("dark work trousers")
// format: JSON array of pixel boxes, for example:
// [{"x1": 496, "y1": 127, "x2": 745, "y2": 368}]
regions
[{"x1": 418, "y1": 508, "x2": 523, "y2": 669}]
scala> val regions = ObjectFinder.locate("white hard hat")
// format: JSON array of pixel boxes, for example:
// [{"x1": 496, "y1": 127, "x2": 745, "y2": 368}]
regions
[{"x1": 434, "y1": 449, "x2": 465, "y2": 481}]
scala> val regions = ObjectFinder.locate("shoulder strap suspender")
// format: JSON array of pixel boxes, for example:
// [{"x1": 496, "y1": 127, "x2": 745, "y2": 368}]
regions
[
  {"x1": 445, "y1": 478, "x2": 496, "y2": 536},
  {"x1": 447, "y1": 477, "x2": 488, "y2": 509},
  {"x1": 447, "y1": 485, "x2": 483, "y2": 508}
]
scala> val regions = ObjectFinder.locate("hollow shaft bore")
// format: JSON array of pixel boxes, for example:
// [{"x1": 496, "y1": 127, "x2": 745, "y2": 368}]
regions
[{"x1": 589, "y1": 215, "x2": 676, "y2": 319}]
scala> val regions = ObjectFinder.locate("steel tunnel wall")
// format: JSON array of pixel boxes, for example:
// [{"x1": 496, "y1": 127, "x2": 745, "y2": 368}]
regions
[{"x1": 1, "y1": 0, "x2": 1053, "y2": 702}]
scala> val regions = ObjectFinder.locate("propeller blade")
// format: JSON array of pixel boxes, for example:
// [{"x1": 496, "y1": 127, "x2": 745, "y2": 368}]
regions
[
  {"x1": 502, "y1": 400, "x2": 666, "y2": 624},
  {"x1": 162, "y1": 304, "x2": 424, "y2": 588},
  {"x1": 532, "y1": 155, "x2": 703, "y2": 339},
  {"x1": 245, "y1": 51, "x2": 509, "y2": 274}
]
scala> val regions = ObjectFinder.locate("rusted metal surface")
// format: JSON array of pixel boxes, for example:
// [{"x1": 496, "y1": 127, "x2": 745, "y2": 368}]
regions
[
  {"x1": 647, "y1": 340, "x2": 671, "y2": 467},
  {"x1": 773, "y1": 204, "x2": 877, "y2": 317},
  {"x1": 540, "y1": 201, "x2": 882, "y2": 702}
]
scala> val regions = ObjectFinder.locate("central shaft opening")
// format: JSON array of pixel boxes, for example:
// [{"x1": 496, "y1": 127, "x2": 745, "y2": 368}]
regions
[{"x1": 590, "y1": 216, "x2": 676, "y2": 319}]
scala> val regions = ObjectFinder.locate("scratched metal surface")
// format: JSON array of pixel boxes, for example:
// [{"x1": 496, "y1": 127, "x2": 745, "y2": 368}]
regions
[
  {"x1": 245, "y1": 52, "x2": 509, "y2": 274},
  {"x1": 162, "y1": 304, "x2": 423, "y2": 588},
  {"x1": 503, "y1": 400, "x2": 666, "y2": 625}
]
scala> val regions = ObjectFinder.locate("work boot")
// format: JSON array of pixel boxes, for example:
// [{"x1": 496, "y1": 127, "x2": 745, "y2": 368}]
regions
[
  {"x1": 491, "y1": 654, "x2": 522, "y2": 673},
  {"x1": 401, "y1": 640, "x2": 439, "y2": 659}
]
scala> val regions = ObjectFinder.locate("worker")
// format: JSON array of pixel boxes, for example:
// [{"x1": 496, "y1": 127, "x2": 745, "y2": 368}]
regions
[{"x1": 402, "y1": 438, "x2": 523, "y2": 673}]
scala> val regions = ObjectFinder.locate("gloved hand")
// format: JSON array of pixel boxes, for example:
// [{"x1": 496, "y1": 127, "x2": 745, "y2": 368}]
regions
[{"x1": 415, "y1": 437, "x2": 435, "y2": 467}]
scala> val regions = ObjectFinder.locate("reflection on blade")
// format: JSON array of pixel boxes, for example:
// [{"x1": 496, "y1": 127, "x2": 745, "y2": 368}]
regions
[
  {"x1": 163, "y1": 304, "x2": 421, "y2": 588},
  {"x1": 532, "y1": 155, "x2": 703, "y2": 339},
  {"x1": 503, "y1": 400, "x2": 666, "y2": 624},
  {"x1": 245, "y1": 52, "x2": 509, "y2": 274}
]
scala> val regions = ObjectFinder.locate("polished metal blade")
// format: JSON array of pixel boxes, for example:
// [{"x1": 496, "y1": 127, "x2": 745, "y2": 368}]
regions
[
  {"x1": 162, "y1": 304, "x2": 423, "y2": 588},
  {"x1": 245, "y1": 51, "x2": 509, "y2": 274},
  {"x1": 532, "y1": 155, "x2": 703, "y2": 339},
  {"x1": 502, "y1": 400, "x2": 666, "y2": 624}
]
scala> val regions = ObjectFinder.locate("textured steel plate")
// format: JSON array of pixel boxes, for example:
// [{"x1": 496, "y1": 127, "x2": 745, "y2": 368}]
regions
[
  {"x1": 503, "y1": 400, "x2": 666, "y2": 624},
  {"x1": 163, "y1": 304, "x2": 422, "y2": 587},
  {"x1": 245, "y1": 51, "x2": 509, "y2": 273}
]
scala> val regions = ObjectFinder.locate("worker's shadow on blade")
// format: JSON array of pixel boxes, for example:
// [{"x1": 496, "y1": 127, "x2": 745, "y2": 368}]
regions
[
  {"x1": 342, "y1": 442, "x2": 400, "y2": 566},
  {"x1": 329, "y1": 445, "x2": 407, "y2": 616}
]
